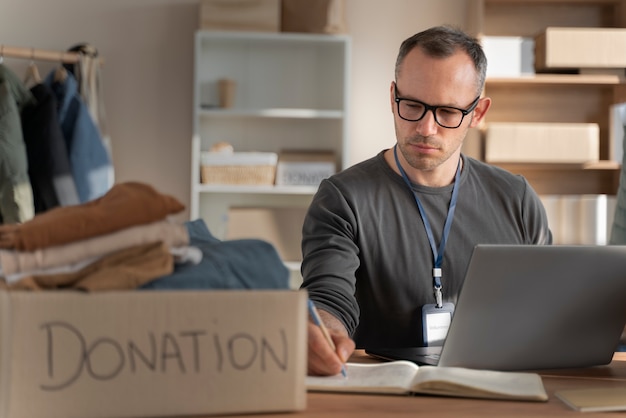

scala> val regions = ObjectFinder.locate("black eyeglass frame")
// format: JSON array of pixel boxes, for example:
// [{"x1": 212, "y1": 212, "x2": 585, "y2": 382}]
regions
[{"x1": 393, "y1": 84, "x2": 481, "y2": 129}]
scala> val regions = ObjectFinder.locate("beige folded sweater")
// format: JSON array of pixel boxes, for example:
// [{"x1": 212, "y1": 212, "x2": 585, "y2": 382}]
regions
[
  {"x1": 0, "y1": 182, "x2": 185, "y2": 251},
  {"x1": 0, "y1": 220, "x2": 189, "y2": 279},
  {"x1": 5, "y1": 241, "x2": 173, "y2": 291}
]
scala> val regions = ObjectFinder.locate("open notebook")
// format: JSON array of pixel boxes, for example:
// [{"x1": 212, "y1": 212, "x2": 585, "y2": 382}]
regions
[{"x1": 307, "y1": 361, "x2": 548, "y2": 401}]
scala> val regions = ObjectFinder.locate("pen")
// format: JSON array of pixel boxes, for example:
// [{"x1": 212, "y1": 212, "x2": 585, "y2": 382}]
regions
[{"x1": 307, "y1": 299, "x2": 348, "y2": 378}]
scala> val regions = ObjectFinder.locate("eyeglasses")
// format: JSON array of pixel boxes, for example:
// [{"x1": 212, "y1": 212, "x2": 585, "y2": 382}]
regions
[{"x1": 394, "y1": 84, "x2": 480, "y2": 129}]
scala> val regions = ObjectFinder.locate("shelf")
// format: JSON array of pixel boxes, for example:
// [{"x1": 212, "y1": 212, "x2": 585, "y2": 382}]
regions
[
  {"x1": 483, "y1": 0, "x2": 625, "y2": 4},
  {"x1": 467, "y1": 0, "x2": 626, "y2": 246},
  {"x1": 191, "y1": 29, "x2": 349, "y2": 249},
  {"x1": 487, "y1": 74, "x2": 626, "y2": 86},
  {"x1": 471, "y1": 0, "x2": 626, "y2": 37},
  {"x1": 195, "y1": 183, "x2": 320, "y2": 195},
  {"x1": 197, "y1": 30, "x2": 349, "y2": 44},
  {"x1": 494, "y1": 162, "x2": 621, "y2": 195},
  {"x1": 198, "y1": 107, "x2": 344, "y2": 119},
  {"x1": 494, "y1": 161, "x2": 621, "y2": 170}
]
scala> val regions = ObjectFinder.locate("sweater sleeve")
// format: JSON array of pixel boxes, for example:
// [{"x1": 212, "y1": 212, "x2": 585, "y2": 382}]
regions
[
  {"x1": 300, "y1": 178, "x2": 360, "y2": 335},
  {"x1": 610, "y1": 130, "x2": 626, "y2": 244},
  {"x1": 520, "y1": 177, "x2": 553, "y2": 245}
]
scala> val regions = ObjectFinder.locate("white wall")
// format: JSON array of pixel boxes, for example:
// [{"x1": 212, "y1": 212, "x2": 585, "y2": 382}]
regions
[
  {"x1": 0, "y1": 0, "x2": 467, "y2": 220},
  {"x1": 344, "y1": 0, "x2": 469, "y2": 164}
]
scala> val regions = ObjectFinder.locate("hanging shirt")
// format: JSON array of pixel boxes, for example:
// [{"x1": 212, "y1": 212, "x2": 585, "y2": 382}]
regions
[
  {"x1": 44, "y1": 70, "x2": 113, "y2": 203},
  {"x1": 21, "y1": 82, "x2": 80, "y2": 211},
  {"x1": 0, "y1": 64, "x2": 35, "y2": 223}
]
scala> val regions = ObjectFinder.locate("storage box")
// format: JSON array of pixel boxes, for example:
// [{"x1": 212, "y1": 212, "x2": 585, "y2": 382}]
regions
[
  {"x1": 543, "y1": 194, "x2": 616, "y2": 245},
  {"x1": 281, "y1": 0, "x2": 347, "y2": 34},
  {"x1": 0, "y1": 290, "x2": 307, "y2": 418},
  {"x1": 199, "y1": 0, "x2": 281, "y2": 32},
  {"x1": 535, "y1": 27, "x2": 626, "y2": 70},
  {"x1": 226, "y1": 206, "x2": 308, "y2": 262},
  {"x1": 481, "y1": 36, "x2": 534, "y2": 77},
  {"x1": 461, "y1": 127, "x2": 483, "y2": 160},
  {"x1": 275, "y1": 151, "x2": 336, "y2": 186},
  {"x1": 485, "y1": 122, "x2": 599, "y2": 163},
  {"x1": 201, "y1": 151, "x2": 278, "y2": 185},
  {"x1": 610, "y1": 102, "x2": 626, "y2": 162}
]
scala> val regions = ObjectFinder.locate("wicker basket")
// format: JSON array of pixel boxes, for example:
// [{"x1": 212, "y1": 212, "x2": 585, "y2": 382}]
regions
[
  {"x1": 200, "y1": 151, "x2": 277, "y2": 185},
  {"x1": 201, "y1": 164, "x2": 276, "y2": 185}
]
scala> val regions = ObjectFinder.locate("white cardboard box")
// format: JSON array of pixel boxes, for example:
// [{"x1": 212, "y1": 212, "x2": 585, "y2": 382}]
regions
[
  {"x1": 275, "y1": 151, "x2": 336, "y2": 186},
  {"x1": 542, "y1": 194, "x2": 616, "y2": 245},
  {"x1": 0, "y1": 290, "x2": 307, "y2": 418},
  {"x1": 535, "y1": 27, "x2": 626, "y2": 70},
  {"x1": 485, "y1": 122, "x2": 599, "y2": 163},
  {"x1": 610, "y1": 102, "x2": 626, "y2": 162},
  {"x1": 481, "y1": 36, "x2": 534, "y2": 77}
]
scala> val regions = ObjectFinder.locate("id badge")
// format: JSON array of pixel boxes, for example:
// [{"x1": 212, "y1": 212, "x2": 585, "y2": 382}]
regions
[{"x1": 422, "y1": 303, "x2": 455, "y2": 346}]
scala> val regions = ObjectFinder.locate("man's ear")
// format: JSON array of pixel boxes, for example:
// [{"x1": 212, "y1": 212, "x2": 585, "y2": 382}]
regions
[
  {"x1": 469, "y1": 96, "x2": 491, "y2": 128},
  {"x1": 389, "y1": 81, "x2": 396, "y2": 114}
]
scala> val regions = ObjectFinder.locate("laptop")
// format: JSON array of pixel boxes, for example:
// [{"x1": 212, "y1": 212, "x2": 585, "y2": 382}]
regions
[{"x1": 366, "y1": 244, "x2": 626, "y2": 371}]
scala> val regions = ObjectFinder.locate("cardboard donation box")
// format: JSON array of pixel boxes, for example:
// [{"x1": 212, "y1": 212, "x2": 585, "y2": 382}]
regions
[
  {"x1": 199, "y1": 0, "x2": 281, "y2": 32},
  {"x1": 275, "y1": 151, "x2": 336, "y2": 186},
  {"x1": 0, "y1": 290, "x2": 307, "y2": 418},
  {"x1": 535, "y1": 27, "x2": 626, "y2": 70},
  {"x1": 485, "y1": 122, "x2": 600, "y2": 163}
]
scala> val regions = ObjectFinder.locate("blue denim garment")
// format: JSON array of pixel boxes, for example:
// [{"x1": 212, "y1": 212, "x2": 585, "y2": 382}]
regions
[
  {"x1": 44, "y1": 70, "x2": 112, "y2": 203},
  {"x1": 140, "y1": 219, "x2": 289, "y2": 290}
]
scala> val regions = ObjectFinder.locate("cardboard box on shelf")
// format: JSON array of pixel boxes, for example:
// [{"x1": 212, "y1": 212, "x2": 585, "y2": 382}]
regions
[
  {"x1": 276, "y1": 150, "x2": 336, "y2": 187},
  {"x1": 281, "y1": 0, "x2": 347, "y2": 34},
  {"x1": 199, "y1": 0, "x2": 280, "y2": 32},
  {"x1": 226, "y1": 206, "x2": 307, "y2": 263},
  {"x1": 485, "y1": 122, "x2": 599, "y2": 163},
  {"x1": 461, "y1": 127, "x2": 483, "y2": 161},
  {"x1": 0, "y1": 290, "x2": 307, "y2": 418},
  {"x1": 541, "y1": 194, "x2": 616, "y2": 245},
  {"x1": 535, "y1": 27, "x2": 626, "y2": 71},
  {"x1": 610, "y1": 102, "x2": 626, "y2": 162}
]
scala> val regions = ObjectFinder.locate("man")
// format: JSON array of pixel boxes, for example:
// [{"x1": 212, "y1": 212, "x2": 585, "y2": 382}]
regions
[{"x1": 301, "y1": 25, "x2": 552, "y2": 376}]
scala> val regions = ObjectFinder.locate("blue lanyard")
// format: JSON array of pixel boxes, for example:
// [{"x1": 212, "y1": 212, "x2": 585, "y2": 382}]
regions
[{"x1": 393, "y1": 145, "x2": 461, "y2": 307}]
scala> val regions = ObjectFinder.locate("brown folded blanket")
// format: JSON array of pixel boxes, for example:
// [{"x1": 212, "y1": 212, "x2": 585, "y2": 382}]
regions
[
  {"x1": 5, "y1": 241, "x2": 173, "y2": 291},
  {"x1": 0, "y1": 182, "x2": 185, "y2": 251}
]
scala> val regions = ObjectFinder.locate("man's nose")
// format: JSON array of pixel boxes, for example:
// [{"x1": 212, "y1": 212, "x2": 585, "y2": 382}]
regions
[{"x1": 415, "y1": 109, "x2": 439, "y2": 136}]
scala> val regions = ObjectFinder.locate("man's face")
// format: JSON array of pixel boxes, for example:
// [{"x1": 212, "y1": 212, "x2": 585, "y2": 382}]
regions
[{"x1": 391, "y1": 47, "x2": 484, "y2": 173}]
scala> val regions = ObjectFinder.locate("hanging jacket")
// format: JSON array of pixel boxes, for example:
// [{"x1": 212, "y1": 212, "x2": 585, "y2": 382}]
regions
[
  {"x1": 21, "y1": 83, "x2": 80, "y2": 212},
  {"x1": 0, "y1": 64, "x2": 35, "y2": 223},
  {"x1": 44, "y1": 70, "x2": 113, "y2": 203}
]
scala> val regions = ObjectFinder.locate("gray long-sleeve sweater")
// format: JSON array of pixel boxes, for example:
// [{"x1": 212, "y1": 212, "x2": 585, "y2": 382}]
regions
[{"x1": 301, "y1": 151, "x2": 552, "y2": 348}]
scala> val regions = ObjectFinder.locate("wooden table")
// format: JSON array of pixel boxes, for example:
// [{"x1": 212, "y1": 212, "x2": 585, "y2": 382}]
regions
[{"x1": 229, "y1": 351, "x2": 626, "y2": 417}]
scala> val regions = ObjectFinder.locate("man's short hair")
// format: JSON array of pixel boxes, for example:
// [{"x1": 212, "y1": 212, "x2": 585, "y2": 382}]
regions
[{"x1": 395, "y1": 25, "x2": 487, "y2": 95}]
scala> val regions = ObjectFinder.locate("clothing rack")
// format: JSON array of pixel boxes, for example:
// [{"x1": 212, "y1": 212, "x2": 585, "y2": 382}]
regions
[{"x1": 0, "y1": 45, "x2": 103, "y2": 65}]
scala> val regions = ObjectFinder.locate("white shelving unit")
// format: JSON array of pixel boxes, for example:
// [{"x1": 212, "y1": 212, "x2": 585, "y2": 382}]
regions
[{"x1": 191, "y1": 30, "x2": 351, "y2": 263}]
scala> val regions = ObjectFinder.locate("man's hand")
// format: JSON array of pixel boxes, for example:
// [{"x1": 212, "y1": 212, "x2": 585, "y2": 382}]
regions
[{"x1": 307, "y1": 309, "x2": 355, "y2": 376}]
